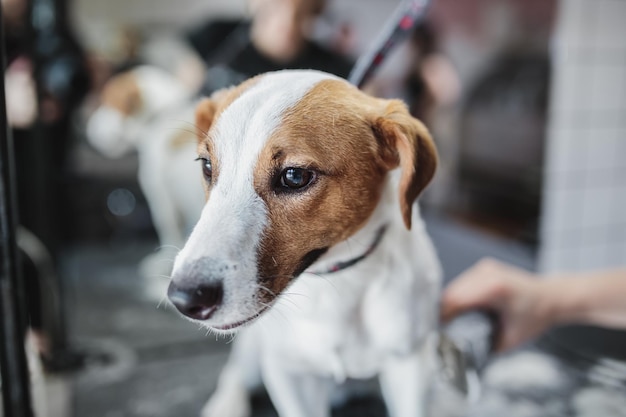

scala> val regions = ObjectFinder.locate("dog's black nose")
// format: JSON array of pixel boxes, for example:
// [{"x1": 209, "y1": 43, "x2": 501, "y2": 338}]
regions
[{"x1": 167, "y1": 281, "x2": 224, "y2": 320}]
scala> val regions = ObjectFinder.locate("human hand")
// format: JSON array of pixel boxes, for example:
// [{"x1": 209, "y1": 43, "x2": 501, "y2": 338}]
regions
[
  {"x1": 5, "y1": 57, "x2": 37, "y2": 129},
  {"x1": 441, "y1": 258, "x2": 556, "y2": 352}
]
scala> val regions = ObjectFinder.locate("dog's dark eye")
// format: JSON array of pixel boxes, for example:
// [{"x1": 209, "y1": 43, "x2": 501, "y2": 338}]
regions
[
  {"x1": 196, "y1": 157, "x2": 212, "y2": 183},
  {"x1": 279, "y1": 167, "x2": 315, "y2": 191}
]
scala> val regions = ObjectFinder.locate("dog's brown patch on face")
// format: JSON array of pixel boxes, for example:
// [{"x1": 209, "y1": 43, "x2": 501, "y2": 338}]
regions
[
  {"x1": 253, "y1": 80, "x2": 392, "y2": 298},
  {"x1": 251, "y1": 79, "x2": 438, "y2": 301},
  {"x1": 101, "y1": 71, "x2": 142, "y2": 116}
]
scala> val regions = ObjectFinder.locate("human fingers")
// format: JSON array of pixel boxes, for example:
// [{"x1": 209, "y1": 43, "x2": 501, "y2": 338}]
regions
[{"x1": 441, "y1": 266, "x2": 506, "y2": 322}]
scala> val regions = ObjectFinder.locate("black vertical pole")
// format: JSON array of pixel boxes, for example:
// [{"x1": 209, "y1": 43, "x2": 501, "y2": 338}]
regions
[{"x1": 0, "y1": 3, "x2": 36, "y2": 417}]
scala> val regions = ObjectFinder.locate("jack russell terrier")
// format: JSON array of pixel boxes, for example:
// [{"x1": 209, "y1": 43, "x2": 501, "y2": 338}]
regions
[{"x1": 167, "y1": 69, "x2": 441, "y2": 417}]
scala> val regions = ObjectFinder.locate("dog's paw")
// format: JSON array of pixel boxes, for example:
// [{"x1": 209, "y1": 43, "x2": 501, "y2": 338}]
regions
[{"x1": 200, "y1": 386, "x2": 251, "y2": 417}]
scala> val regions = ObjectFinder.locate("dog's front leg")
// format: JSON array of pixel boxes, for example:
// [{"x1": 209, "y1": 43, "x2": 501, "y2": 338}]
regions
[
  {"x1": 379, "y1": 334, "x2": 438, "y2": 417},
  {"x1": 138, "y1": 166, "x2": 186, "y2": 249},
  {"x1": 137, "y1": 165, "x2": 187, "y2": 277},
  {"x1": 262, "y1": 353, "x2": 332, "y2": 417}
]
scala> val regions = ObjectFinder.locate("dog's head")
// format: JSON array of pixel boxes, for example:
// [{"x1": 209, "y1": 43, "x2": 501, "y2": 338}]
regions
[
  {"x1": 86, "y1": 66, "x2": 190, "y2": 158},
  {"x1": 167, "y1": 70, "x2": 437, "y2": 332}
]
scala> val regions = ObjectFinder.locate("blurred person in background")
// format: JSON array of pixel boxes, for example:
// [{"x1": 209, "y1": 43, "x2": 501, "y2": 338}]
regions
[
  {"x1": 3, "y1": 0, "x2": 91, "y2": 366},
  {"x1": 3, "y1": 0, "x2": 48, "y2": 358},
  {"x1": 402, "y1": 22, "x2": 460, "y2": 125},
  {"x1": 365, "y1": 21, "x2": 460, "y2": 127},
  {"x1": 4, "y1": 0, "x2": 90, "y2": 252},
  {"x1": 364, "y1": 21, "x2": 460, "y2": 211},
  {"x1": 442, "y1": 258, "x2": 626, "y2": 352},
  {"x1": 186, "y1": 0, "x2": 353, "y2": 95},
  {"x1": 4, "y1": 0, "x2": 37, "y2": 129}
]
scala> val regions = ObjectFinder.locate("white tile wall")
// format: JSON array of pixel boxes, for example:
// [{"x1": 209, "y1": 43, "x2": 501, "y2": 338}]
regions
[
  {"x1": 539, "y1": 0, "x2": 626, "y2": 274},
  {"x1": 590, "y1": 66, "x2": 624, "y2": 110}
]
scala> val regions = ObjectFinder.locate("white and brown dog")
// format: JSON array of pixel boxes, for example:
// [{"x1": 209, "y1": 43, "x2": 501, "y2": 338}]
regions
[{"x1": 167, "y1": 70, "x2": 442, "y2": 417}]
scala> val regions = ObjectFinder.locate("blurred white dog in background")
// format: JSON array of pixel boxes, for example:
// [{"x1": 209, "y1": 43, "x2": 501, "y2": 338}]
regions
[{"x1": 86, "y1": 65, "x2": 205, "y2": 278}]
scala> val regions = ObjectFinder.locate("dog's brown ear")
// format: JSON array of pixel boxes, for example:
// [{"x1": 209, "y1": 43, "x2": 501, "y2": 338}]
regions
[
  {"x1": 101, "y1": 72, "x2": 142, "y2": 116},
  {"x1": 195, "y1": 98, "x2": 217, "y2": 142},
  {"x1": 372, "y1": 100, "x2": 438, "y2": 230},
  {"x1": 194, "y1": 88, "x2": 235, "y2": 142}
]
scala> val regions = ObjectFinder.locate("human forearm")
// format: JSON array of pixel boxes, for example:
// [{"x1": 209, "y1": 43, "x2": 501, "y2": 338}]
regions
[
  {"x1": 442, "y1": 259, "x2": 626, "y2": 352},
  {"x1": 545, "y1": 268, "x2": 626, "y2": 329}
]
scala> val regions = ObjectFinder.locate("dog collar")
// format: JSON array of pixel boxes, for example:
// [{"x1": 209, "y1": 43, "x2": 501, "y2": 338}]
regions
[{"x1": 309, "y1": 225, "x2": 388, "y2": 275}]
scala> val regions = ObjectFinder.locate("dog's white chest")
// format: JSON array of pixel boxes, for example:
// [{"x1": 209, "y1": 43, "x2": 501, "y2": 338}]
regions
[{"x1": 255, "y1": 230, "x2": 440, "y2": 382}]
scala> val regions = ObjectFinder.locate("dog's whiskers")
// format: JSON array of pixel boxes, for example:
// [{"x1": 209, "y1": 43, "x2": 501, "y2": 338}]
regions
[
  {"x1": 145, "y1": 258, "x2": 176, "y2": 268},
  {"x1": 282, "y1": 291, "x2": 309, "y2": 299},
  {"x1": 256, "y1": 285, "x2": 299, "y2": 312},
  {"x1": 157, "y1": 244, "x2": 182, "y2": 251},
  {"x1": 150, "y1": 274, "x2": 172, "y2": 281},
  {"x1": 257, "y1": 284, "x2": 277, "y2": 298},
  {"x1": 165, "y1": 127, "x2": 202, "y2": 141},
  {"x1": 168, "y1": 119, "x2": 209, "y2": 138},
  {"x1": 274, "y1": 296, "x2": 300, "y2": 313},
  {"x1": 262, "y1": 302, "x2": 294, "y2": 331},
  {"x1": 225, "y1": 332, "x2": 238, "y2": 345},
  {"x1": 302, "y1": 271, "x2": 342, "y2": 297},
  {"x1": 156, "y1": 294, "x2": 171, "y2": 310},
  {"x1": 257, "y1": 276, "x2": 310, "y2": 311}
]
